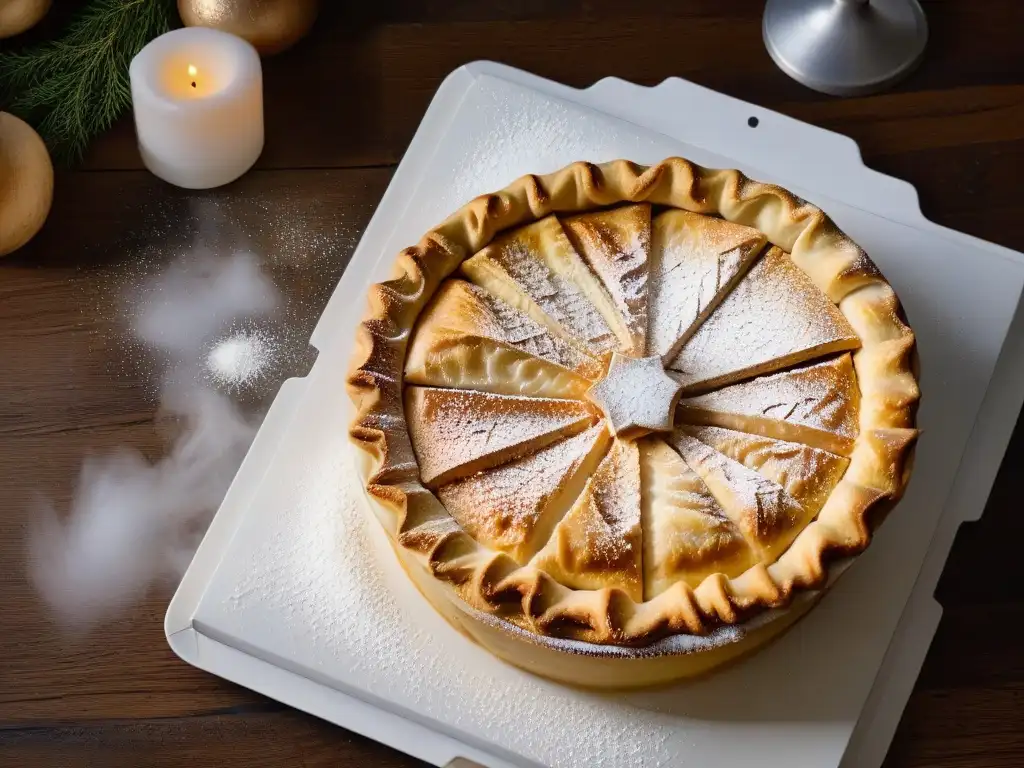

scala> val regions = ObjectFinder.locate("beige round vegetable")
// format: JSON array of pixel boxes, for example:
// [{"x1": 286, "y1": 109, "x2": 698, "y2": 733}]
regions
[
  {"x1": 0, "y1": 112, "x2": 53, "y2": 257},
  {"x1": 0, "y1": 0, "x2": 51, "y2": 39}
]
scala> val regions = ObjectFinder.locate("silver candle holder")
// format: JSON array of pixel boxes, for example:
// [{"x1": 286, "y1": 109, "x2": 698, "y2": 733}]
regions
[{"x1": 763, "y1": 0, "x2": 928, "y2": 96}]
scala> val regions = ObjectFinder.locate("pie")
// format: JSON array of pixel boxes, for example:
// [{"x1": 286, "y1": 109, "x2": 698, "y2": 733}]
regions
[{"x1": 347, "y1": 158, "x2": 919, "y2": 689}]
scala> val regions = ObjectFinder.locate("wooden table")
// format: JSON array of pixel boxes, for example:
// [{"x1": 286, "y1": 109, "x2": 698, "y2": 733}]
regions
[{"x1": 2, "y1": 2, "x2": 1022, "y2": 766}]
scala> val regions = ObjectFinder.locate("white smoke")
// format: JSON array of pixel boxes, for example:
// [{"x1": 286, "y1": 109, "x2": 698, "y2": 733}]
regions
[
  {"x1": 134, "y1": 248, "x2": 276, "y2": 357},
  {"x1": 28, "y1": 240, "x2": 279, "y2": 633}
]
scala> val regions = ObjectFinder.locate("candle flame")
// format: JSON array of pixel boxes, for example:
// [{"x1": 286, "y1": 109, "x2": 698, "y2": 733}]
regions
[{"x1": 188, "y1": 64, "x2": 197, "y2": 89}]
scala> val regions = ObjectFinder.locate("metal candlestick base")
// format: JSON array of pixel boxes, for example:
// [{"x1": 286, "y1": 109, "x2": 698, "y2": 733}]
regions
[{"x1": 763, "y1": 0, "x2": 928, "y2": 97}]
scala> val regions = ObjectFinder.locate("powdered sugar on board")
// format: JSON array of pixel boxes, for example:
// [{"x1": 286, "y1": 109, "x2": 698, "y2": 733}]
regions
[
  {"x1": 207, "y1": 429, "x2": 678, "y2": 767},
  {"x1": 429, "y1": 76, "x2": 666, "y2": 225},
  {"x1": 196, "y1": 400, "x2": 796, "y2": 765}
]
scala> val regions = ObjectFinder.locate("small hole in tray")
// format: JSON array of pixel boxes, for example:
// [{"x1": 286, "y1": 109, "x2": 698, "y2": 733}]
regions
[{"x1": 748, "y1": 116, "x2": 759, "y2": 128}]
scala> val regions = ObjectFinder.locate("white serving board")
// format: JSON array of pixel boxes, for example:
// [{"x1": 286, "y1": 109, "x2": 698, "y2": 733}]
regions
[{"x1": 166, "y1": 62, "x2": 1024, "y2": 768}]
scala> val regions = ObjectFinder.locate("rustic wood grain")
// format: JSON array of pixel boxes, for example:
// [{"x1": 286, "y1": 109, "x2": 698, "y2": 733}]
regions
[
  {"x1": 0, "y1": 710, "x2": 426, "y2": 768},
  {"x1": 1, "y1": 1, "x2": 1023, "y2": 766}
]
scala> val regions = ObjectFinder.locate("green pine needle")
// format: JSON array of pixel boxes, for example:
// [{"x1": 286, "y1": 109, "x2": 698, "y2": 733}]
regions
[{"x1": 0, "y1": 0, "x2": 178, "y2": 164}]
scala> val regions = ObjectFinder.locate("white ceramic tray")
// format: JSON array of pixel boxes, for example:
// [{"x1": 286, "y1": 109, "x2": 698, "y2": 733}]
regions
[{"x1": 166, "y1": 62, "x2": 1024, "y2": 768}]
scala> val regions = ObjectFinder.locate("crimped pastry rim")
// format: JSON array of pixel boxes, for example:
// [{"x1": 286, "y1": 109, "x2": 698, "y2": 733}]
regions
[{"x1": 346, "y1": 157, "x2": 920, "y2": 649}]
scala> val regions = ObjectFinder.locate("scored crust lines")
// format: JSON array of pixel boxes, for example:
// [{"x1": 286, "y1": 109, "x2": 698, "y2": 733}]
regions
[
  {"x1": 403, "y1": 201, "x2": 866, "y2": 600},
  {"x1": 346, "y1": 157, "x2": 918, "y2": 658}
]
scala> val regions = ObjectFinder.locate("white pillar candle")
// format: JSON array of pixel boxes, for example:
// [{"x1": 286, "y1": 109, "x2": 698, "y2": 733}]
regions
[{"x1": 129, "y1": 27, "x2": 263, "y2": 189}]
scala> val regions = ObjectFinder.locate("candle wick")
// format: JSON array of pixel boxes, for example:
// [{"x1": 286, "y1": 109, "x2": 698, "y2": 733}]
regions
[{"x1": 191, "y1": 81, "x2": 196, "y2": 88}]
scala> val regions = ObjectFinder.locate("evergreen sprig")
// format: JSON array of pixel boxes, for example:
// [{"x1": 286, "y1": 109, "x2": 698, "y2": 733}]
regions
[{"x1": 0, "y1": 0, "x2": 178, "y2": 164}]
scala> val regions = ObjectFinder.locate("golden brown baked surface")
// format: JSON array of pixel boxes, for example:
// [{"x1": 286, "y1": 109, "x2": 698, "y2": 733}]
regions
[{"x1": 346, "y1": 157, "x2": 918, "y2": 665}]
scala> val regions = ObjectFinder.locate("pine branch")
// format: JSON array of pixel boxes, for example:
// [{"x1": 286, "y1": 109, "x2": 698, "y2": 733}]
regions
[{"x1": 0, "y1": 0, "x2": 178, "y2": 164}]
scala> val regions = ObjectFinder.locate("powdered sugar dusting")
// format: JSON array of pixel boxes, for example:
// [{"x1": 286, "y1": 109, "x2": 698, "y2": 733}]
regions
[
  {"x1": 461, "y1": 280, "x2": 599, "y2": 377},
  {"x1": 669, "y1": 430, "x2": 805, "y2": 555},
  {"x1": 206, "y1": 330, "x2": 275, "y2": 389},
  {"x1": 668, "y1": 248, "x2": 859, "y2": 391},
  {"x1": 438, "y1": 425, "x2": 606, "y2": 561},
  {"x1": 588, "y1": 438, "x2": 643, "y2": 553},
  {"x1": 640, "y1": 439, "x2": 752, "y2": 594},
  {"x1": 586, "y1": 353, "x2": 682, "y2": 436},
  {"x1": 476, "y1": 605, "x2": 745, "y2": 659},
  {"x1": 406, "y1": 387, "x2": 593, "y2": 485},
  {"x1": 681, "y1": 425, "x2": 848, "y2": 518},
  {"x1": 534, "y1": 438, "x2": 642, "y2": 596},
  {"x1": 648, "y1": 210, "x2": 765, "y2": 358},
  {"x1": 212, "y1": 426, "x2": 678, "y2": 767},
  {"x1": 680, "y1": 354, "x2": 860, "y2": 440},
  {"x1": 564, "y1": 205, "x2": 651, "y2": 354},
  {"x1": 476, "y1": 225, "x2": 618, "y2": 354}
]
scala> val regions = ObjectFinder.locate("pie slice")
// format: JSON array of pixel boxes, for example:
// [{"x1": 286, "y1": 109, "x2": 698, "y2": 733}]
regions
[
  {"x1": 679, "y1": 425, "x2": 849, "y2": 518},
  {"x1": 531, "y1": 437, "x2": 643, "y2": 601},
  {"x1": 405, "y1": 386, "x2": 597, "y2": 487},
  {"x1": 562, "y1": 203, "x2": 651, "y2": 356},
  {"x1": 405, "y1": 280, "x2": 603, "y2": 399},
  {"x1": 437, "y1": 425, "x2": 611, "y2": 564},
  {"x1": 677, "y1": 354, "x2": 860, "y2": 456},
  {"x1": 640, "y1": 438, "x2": 755, "y2": 598},
  {"x1": 460, "y1": 215, "x2": 623, "y2": 357},
  {"x1": 668, "y1": 429, "x2": 813, "y2": 563},
  {"x1": 667, "y1": 247, "x2": 860, "y2": 393},
  {"x1": 648, "y1": 209, "x2": 767, "y2": 359}
]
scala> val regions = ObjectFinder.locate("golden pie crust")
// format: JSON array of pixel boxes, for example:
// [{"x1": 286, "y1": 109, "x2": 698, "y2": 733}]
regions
[{"x1": 347, "y1": 157, "x2": 919, "y2": 688}]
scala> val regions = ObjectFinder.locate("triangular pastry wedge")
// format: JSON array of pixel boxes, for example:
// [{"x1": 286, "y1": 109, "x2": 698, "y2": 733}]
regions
[
  {"x1": 667, "y1": 247, "x2": 860, "y2": 393},
  {"x1": 677, "y1": 354, "x2": 860, "y2": 456},
  {"x1": 437, "y1": 425, "x2": 611, "y2": 564},
  {"x1": 648, "y1": 209, "x2": 767, "y2": 359},
  {"x1": 668, "y1": 428, "x2": 813, "y2": 563},
  {"x1": 679, "y1": 425, "x2": 848, "y2": 518},
  {"x1": 639, "y1": 438, "x2": 755, "y2": 598},
  {"x1": 562, "y1": 204, "x2": 651, "y2": 356},
  {"x1": 405, "y1": 386, "x2": 597, "y2": 487},
  {"x1": 531, "y1": 438, "x2": 643, "y2": 601},
  {"x1": 406, "y1": 280, "x2": 603, "y2": 399},
  {"x1": 460, "y1": 215, "x2": 622, "y2": 357}
]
